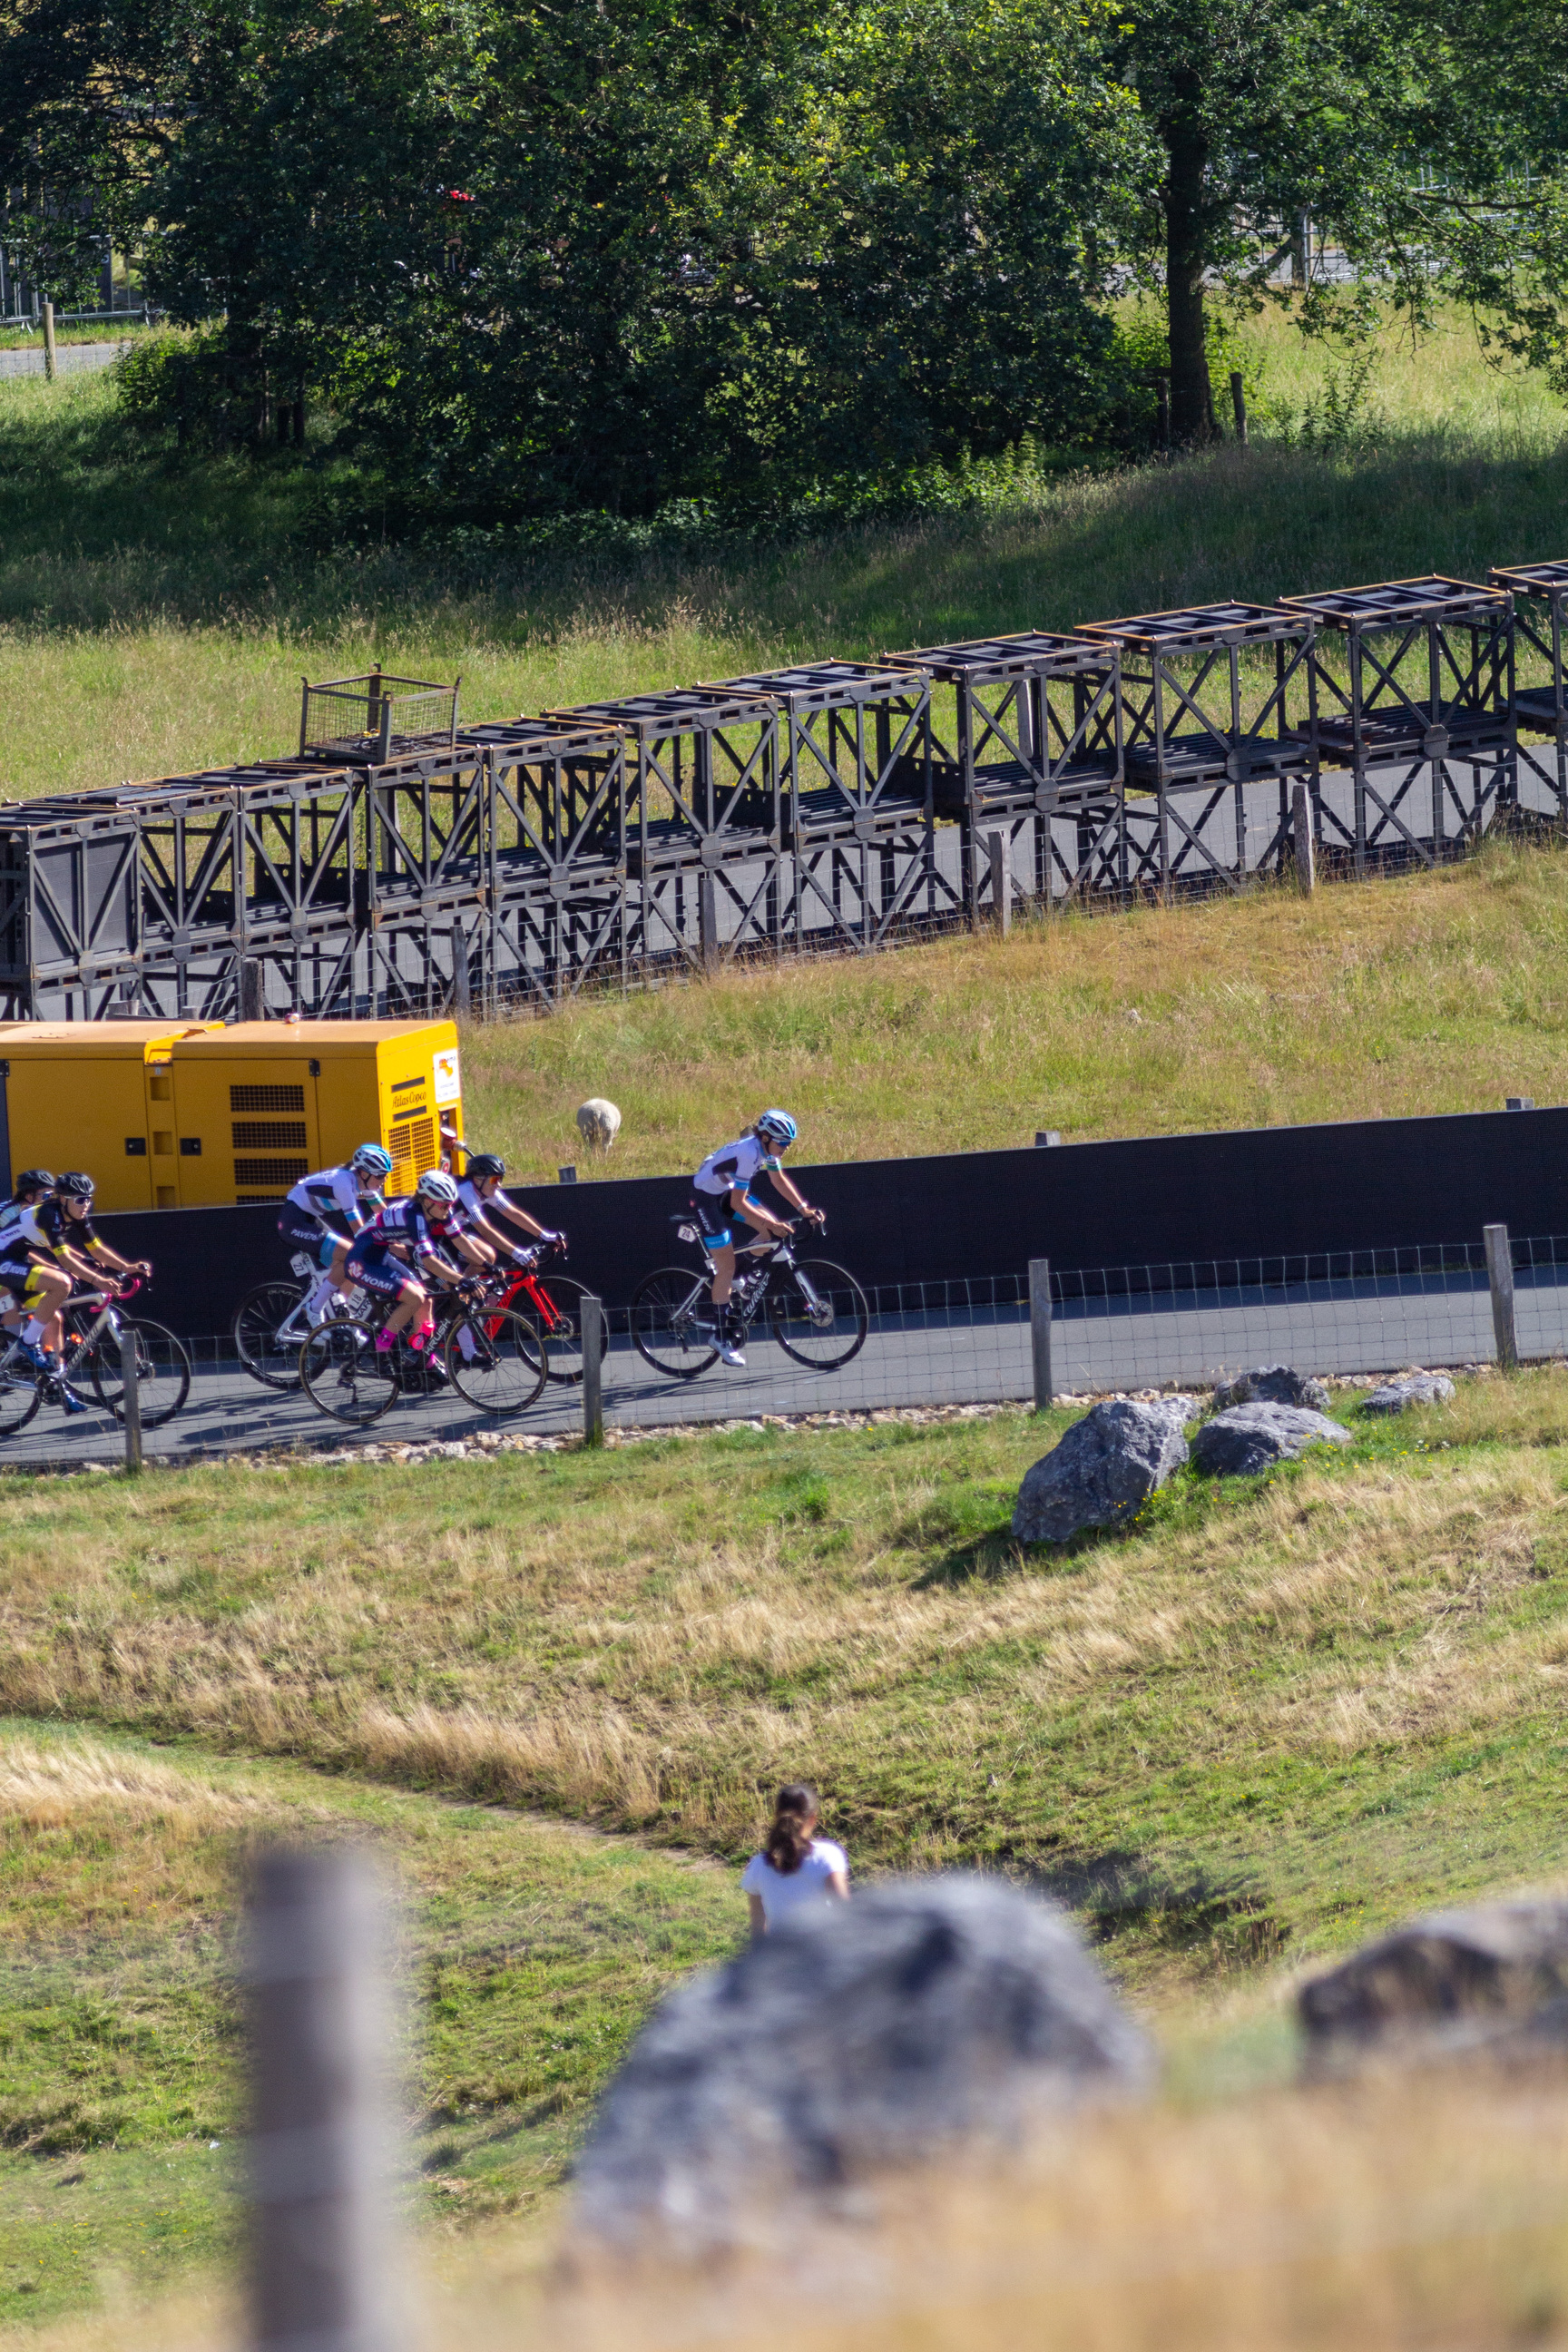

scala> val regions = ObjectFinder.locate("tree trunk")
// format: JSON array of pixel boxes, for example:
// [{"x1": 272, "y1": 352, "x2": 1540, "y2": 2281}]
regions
[{"x1": 1165, "y1": 112, "x2": 1210, "y2": 446}]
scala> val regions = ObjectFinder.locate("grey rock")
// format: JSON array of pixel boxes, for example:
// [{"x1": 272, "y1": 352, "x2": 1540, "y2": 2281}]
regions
[
  {"x1": 1211, "y1": 1364, "x2": 1330, "y2": 1414},
  {"x1": 1299, "y1": 1897, "x2": 1568, "y2": 2065},
  {"x1": 1360, "y1": 1372, "x2": 1456, "y2": 1416},
  {"x1": 1012, "y1": 1396, "x2": 1198, "y2": 1544},
  {"x1": 1191, "y1": 1402, "x2": 1352, "y2": 1477},
  {"x1": 571, "y1": 1876, "x2": 1152, "y2": 2249}
]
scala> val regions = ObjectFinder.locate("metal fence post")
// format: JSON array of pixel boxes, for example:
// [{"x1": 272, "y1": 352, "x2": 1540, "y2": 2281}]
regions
[
  {"x1": 988, "y1": 831, "x2": 1010, "y2": 936},
  {"x1": 121, "y1": 1328, "x2": 142, "y2": 1474},
  {"x1": 1028, "y1": 1257, "x2": 1053, "y2": 1411},
  {"x1": 245, "y1": 1845, "x2": 402, "y2": 2352},
  {"x1": 1292, "y1": 780, "x2": 1315, "y2": 896},
  {"x1": 582, "y1": 1292, "x2": 604, "y2": 1446},
  {"x1": 1484, "y1": 1223, "x2": 1518, "y2": 1370}
]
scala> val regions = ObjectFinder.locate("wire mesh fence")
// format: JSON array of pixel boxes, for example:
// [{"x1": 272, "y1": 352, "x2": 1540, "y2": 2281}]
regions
[{"x1": 2, "y1": 1229, "x2": 1563, "y2": 1474}]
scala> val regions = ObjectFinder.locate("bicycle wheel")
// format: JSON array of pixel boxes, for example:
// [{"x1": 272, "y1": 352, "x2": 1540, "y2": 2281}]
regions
[
  {"x1": 631, "y1": 1267, "x2": 720, "y2": 1380},
  {"x1": 446, "y1": 1308, "x2": 549, "y2": 1416},
  {"x1": 0, "y1": 1338, "x2": 41, "y2": 1436},
  {"x1": 90, "y1": 1318, "x2": 193, "y2": 1428},
  {"x1": 233, "y1": 1280, "x2": 309, "y2": 1391},
  {"x1": 299, "y1": 1318, "x2": 399, "y2": 1425},
  {"x1": 511, "y1": 1276, "x2": 590, "y2": 1385},
  {"x1": 769, "y1": 1259, "x2": 869, "y2": 1371}
]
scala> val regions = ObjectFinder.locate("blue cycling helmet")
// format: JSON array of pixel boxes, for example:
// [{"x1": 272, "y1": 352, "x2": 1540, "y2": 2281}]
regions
[
  {"x1": 755, "y1": 1109, "x2": 798, "y2": 1148},
  {"x1": 351, "y1": 1142, "x2": 394, "y2": 1179}
]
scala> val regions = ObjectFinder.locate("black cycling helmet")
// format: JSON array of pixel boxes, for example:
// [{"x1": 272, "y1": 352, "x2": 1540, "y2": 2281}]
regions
[
  {"x1": 56, "y1": 1171, "x2": 95, "y2": 1200},
  {"x1": 466, "y1": 1152, "x2": 505, "y2": 1184},
  {"x1": 15, "y1": 1170, "x2": 54, "y2": 1196}
]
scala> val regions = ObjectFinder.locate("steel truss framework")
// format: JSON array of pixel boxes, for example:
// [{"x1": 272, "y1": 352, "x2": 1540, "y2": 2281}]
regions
[
  {"x1": 883, "y1": 632, "x2": 1122, "y2": 917},
  {"x1": 1490, "y1": 562, "x2": 1568, "y2": 822},
  {"x1": 2, "y1": 567, "x2": 1564, "y2": 1022},
  {"x1": 1279, "y1": 577, "x2": 1515, "y2": 875},
  {"x1": 1074, "y1": 603, "x2": 1316, "y2": 900},
  {"x1": 709, "y1": 663, "x2": 951, "y2": 955}
]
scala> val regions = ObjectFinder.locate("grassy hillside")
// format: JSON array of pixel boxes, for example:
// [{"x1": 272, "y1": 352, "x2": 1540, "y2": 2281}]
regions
[
  {"x1": 0, "y1": 1725, "x2": 737, "y2": 2332},
  {"x1": 4, "y1": 1369, "x2": 1568, "y2": 2329},
  {"x1": 460, "y1": 836, "x2": 1568, "y2": 1179},
  {"x1": 1, "y1": 304, "x2": 1565, "y2": 800}
]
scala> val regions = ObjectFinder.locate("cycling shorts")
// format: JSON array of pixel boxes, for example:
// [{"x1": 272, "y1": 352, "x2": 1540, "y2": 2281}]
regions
[
  {"x1": 342, "y1": 1240, "x2": 416, "y2": 1303},
  {"x1": 277, "y1": 1207, "x2": 352, "y2": 1268},
  {"x1": 691, "y1": 1191, "x2": 769, "y2": 1250},
  {"x1": 0, "y1": 1258, "x2": 47, "y2": 1308}
]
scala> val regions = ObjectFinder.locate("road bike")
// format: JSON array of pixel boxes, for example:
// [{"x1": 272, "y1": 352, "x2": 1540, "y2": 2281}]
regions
[
  {"x1": 0, "y1": 1276, "x2": 192, "y2": 1436},
  {"x1": 478, "y1": 1241, "x2": 591, "y2": 1385},
  {"x1": 630, "y1": 1218, "x2": 869, "y2": 1381},
  {"x1": 232, "y1": 1250, "x2": 363, "y2": 1391},
  {"x1": 298, "y1": 1269, "x2": 550, "y2": 1426}
]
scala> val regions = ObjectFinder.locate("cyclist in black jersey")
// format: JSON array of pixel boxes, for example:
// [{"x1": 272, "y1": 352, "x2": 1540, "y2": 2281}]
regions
[
  {"x1": 0, "y1": 1171, "x2": 58, "y2": 1365},
  {"x1": 3, "y1": 1173, "x2": 151, "y2": 1400}
]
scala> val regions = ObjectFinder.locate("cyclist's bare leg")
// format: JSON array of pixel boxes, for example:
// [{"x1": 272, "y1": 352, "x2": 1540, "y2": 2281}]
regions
[
  {"x1": 384, "y1": 1280, "x2": 427, "y2": 1341},
  {"x1": 30, "y1": 1264, "x2": 73, "y2": 1357},
  {"x1": 709, "y1": 1240, "x2": 737, "y2": 1308}
]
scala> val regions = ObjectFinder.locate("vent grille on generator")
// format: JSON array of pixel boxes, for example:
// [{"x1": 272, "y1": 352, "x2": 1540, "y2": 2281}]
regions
[
  {"x1": 230, "y1": 1121, "x2": 308, "y2": 1151},
  {"x1": 232, "y1": 1157, "x2": 309, "y2": 1190},
  {"x1": 230, "y1": 1084, "x2": 306, "y2": 1114},
  {"x1": 388, "y1": 1118, "x2": 436, "y2": 1178}
]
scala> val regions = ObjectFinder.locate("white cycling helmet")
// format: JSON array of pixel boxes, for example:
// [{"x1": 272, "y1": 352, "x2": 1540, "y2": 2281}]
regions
[
  {"x1": 415, "y1": 1168, "x2": 461, "y2": 1206},
  {"x1": 755, "y1": 1109, "x2": 798, "y2": 1148},
  {"x1": 351, "y1": 1142, "x2": 394, "y2": 1179}
]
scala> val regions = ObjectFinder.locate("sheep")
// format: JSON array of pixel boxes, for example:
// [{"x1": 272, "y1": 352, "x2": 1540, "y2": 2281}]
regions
[{"x1": 576, "y1": 1098, "x2": 622, "y2": 1153}]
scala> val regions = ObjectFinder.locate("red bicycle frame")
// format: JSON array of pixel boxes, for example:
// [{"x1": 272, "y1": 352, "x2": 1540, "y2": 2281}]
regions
[{"x1": 485, "y1": 1263, "x2": 568, "y2": 1340}]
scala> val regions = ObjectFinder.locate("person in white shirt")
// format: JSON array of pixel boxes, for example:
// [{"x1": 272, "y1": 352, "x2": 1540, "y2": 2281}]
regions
[
  {"x1": 690, "y1": 1110, "x2": 823, "y2": 1367},
  {"x1": 740, "y1": 1782, "x2": 850, "y2": 1938}
]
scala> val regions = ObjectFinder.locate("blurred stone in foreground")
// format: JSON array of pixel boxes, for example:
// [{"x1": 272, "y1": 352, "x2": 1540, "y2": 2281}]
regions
[
  {"x1": 570, "y1": 1876, "x2": 1152, "y2": 2251},
  {"x1": 1299, "y1": 1896, "x2": 1568, "y2": 2068}
]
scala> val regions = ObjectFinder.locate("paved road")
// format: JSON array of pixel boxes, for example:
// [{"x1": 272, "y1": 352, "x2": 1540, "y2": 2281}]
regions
[
  {"x1": 0, "y1": 338, "x2": 132, "y2": 380},
  {"x1": 5, "y1": 1265, "x2": 1563, "y2": 1471}
]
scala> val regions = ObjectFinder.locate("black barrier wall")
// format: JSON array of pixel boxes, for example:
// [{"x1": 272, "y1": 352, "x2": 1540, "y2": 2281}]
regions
[{"x1": 99, "y1": 1103, "x2": 1567, "y2": 1338}]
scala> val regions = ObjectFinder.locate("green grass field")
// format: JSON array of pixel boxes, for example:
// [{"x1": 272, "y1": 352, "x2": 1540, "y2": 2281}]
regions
[{"x1": 1, "y1": 302, "x2": 1566, "y2": 801}]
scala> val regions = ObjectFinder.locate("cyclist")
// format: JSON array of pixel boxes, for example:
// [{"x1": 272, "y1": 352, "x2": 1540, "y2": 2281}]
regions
[
  {"x1": 341, "y1": 1169, "x2": 491, "y2": 1374},
  {"x1": 690, "y1": 1111, "x2": 823, "y2": 1367},
  {"x1": 9, "y1": 1173, "x2": 152, "y2": 1409},
  {"x1": 0, "y1": 1171, "x2": 63, "y2": 1371},
  {"x1": 455, "y1": 1153, "x2": 565, "y2": 1266},
  {"x1": 280, "y1": 1144, "x2": 394, "y2": 1322}
]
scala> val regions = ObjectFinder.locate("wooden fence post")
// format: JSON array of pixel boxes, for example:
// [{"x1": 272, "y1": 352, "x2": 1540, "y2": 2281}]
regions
[
  {"x1": 1230, "y1": 370, "x2": 1248, "y2": 446},
  {"x1": 581, "y1": 1292, "x2": 604, "y2": 1446},
  {"x1": 1029, "y1": 1257, "x2": 1053, "y2": 1411},
  {"x1": 1292, "y1": 780, "x2": 1315, "y2": 896},
  {"x1": 43, "y1": 301, "x2": 56, "y2": 382},
  {"x1": 989, "y1": 831, "x2": 1010, "y2": 936},
  {"x1": 245, "y1": 1845, "x2": 403, "y2": 2352},
  {"x1": 1485, "y1": 1223, "x2": 1518, "y2": 1371},
  {"x1": 121, "y1": 1325, "x2": 142, "y2": 1474}
]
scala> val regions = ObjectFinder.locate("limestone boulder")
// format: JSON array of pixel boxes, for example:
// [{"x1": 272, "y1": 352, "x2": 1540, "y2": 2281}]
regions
[
  {"x1": 1012, "y1": 1396, "x2": 1198, "y2": 1544},
  {"x1": 1211, "y1": 1365, "x2": 1330, "y2": 1414},
  {"x1": 571, "y1": 1875, "x2": 1152, "y2": 2250},
  {"x1": 1191, "y1": 1402, "x2": 1352, "y2": 1476},
  {"x1": 1360, "y1": 1372, "x2": 1456, "y2": 1416}
]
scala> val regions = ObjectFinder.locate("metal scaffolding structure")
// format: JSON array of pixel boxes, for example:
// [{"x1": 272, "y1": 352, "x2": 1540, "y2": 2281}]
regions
[
  {"x1": 884, "y1": 632, "x2": 1122, "y2": 915},
  {"x1": 1490, "y1": 560, "x2": 1568, "y2": 823},
  {"x1": 1076, "y1": 602, "x2": 1316, "y2": 899},
  {"x1": 0, "y1": 564, "x2": 1559, "y2": 1021},
  {"x1": 1279, "y1": 576, "x2": 1514, "y2": 874}
]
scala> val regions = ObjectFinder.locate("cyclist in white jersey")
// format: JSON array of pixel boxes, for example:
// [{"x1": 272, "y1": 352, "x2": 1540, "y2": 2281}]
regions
[
  {"x1": 0, "y1": 1171, "x2": 57, "y2": 1357},
  {"x1": 279, "y1": 1143, "x2": 393, "y2": 1321},
  {"x1": 690, "y1": 1111, "x2": 822, "y2": 1366}
]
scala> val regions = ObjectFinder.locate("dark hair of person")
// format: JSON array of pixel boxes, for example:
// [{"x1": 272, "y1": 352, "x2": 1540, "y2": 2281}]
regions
[{"x1": 764, "y1": 1783, "x2": 820, "y2": 1877}]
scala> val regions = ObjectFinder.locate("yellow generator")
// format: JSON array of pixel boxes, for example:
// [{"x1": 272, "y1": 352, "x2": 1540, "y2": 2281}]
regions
[
  {"x1": 0, "y1": 1020, "x2": 463, "y2": 1210},
  {"x1": 0, "y1": 1022, "x2": 223, "y2": 1211}
]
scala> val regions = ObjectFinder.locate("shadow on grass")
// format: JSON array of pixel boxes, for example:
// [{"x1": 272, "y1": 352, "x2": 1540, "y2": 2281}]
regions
[{"x1": 1006, "y1": 1847, "x2": 1292, "y2": 1971}]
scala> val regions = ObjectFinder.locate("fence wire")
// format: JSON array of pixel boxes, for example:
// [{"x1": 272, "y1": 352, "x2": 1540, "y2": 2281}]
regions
[{"x1": 2, "y1": 1235, "x2": 1562, "y2": 1473}]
